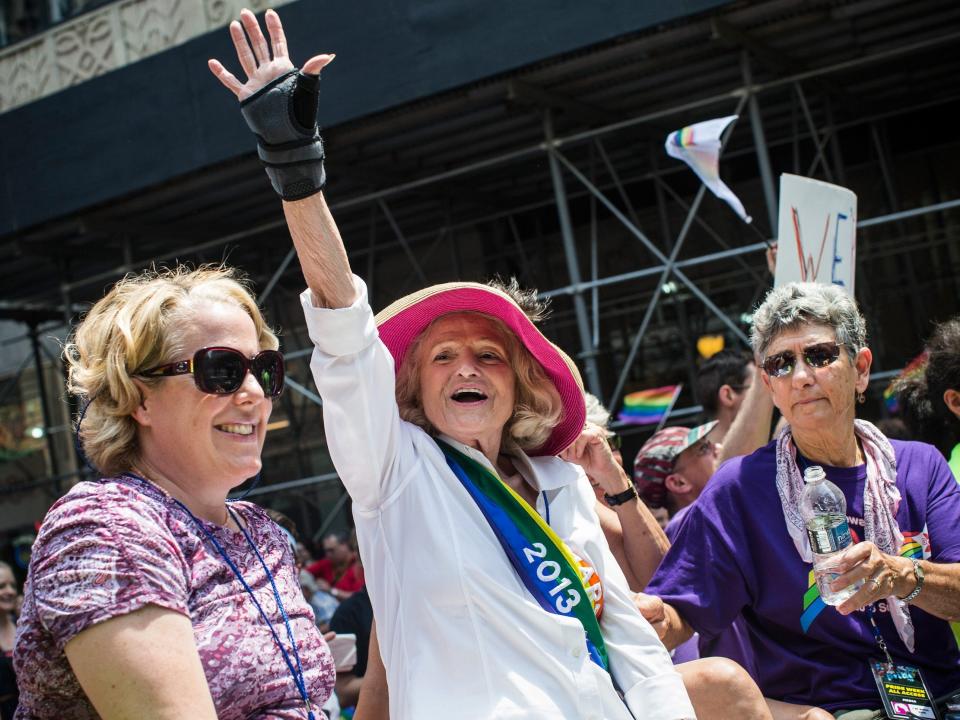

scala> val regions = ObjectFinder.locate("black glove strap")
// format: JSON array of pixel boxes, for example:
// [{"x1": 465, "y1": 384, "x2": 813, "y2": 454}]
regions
[{"x1": 240, "y1": 70, "x2": 326, "y2": 201}]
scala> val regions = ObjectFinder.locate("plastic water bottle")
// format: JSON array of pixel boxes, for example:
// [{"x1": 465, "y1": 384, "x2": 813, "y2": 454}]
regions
[{"x1": 799, "y1": 465, "x2": 862, "y2": 605}]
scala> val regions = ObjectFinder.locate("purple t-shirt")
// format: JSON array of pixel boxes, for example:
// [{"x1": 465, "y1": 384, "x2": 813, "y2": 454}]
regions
[
  {"x1": 14, "y1": 476, "x2": 335, "y2": 719},
  {"x1": 664, "y1": 504, "x2": 691, "y2": 544},
  {"x1": 664, "y1": 502, "x2": 757, "y2": 677},
  {"x1": 647, "y1": 439, "x2": 960, "y2": 712}
]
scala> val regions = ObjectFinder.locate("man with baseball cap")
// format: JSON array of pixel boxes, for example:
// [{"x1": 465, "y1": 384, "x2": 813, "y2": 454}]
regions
[{"x1": 633, "y1": 421, "x2": 720, "y2": 541}]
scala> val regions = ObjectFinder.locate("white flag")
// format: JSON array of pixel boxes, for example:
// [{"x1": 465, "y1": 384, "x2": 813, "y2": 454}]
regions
[{"x1": 665, "y1": 115, "x2": 751, "y2": 223}]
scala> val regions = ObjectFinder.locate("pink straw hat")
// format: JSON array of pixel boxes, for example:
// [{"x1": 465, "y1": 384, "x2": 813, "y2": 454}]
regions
[{"x1": 375, "y1": 282, "x2": 586, "y2": 456}]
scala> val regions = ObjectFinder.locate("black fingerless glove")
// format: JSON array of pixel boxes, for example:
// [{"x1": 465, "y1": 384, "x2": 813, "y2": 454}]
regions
[{"x1": 240, "y1": 69, "x2": 326, "y2": 201}]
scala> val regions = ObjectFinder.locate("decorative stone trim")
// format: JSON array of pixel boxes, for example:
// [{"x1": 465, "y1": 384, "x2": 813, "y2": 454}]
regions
[{"x1": 0, "y1": 0, "x2": 291, "y2": 114}]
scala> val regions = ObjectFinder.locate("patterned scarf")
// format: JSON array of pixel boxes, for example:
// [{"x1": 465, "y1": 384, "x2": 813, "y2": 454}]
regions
[{"x1": 775, "y1": 419, "x2": 915, "y2": 651}]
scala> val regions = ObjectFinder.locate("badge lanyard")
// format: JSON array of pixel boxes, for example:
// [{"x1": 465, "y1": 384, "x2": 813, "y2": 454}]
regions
[
  {"x1": 124, "y1": 474, "x2": 316, "y2": 719},
  {"x1": 866, "y1": 605, "x2": 895, "y2": 665},
  {"x1": 865, "y1": 604, "x2": 941, "y2": 720}
]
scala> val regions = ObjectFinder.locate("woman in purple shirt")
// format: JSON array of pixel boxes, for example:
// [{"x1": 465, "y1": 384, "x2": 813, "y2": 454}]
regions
[
  {"x1": 644, "y1": 282, "x2": 960, "y2": 719},
  {"x1": 14, "y1": 267, "x2": 335, "y2": 719}
]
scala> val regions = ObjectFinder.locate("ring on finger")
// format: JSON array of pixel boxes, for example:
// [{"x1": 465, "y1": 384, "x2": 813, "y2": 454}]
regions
[{"x1": 867, "y1": 574, "x2": 883, "y2": 593}]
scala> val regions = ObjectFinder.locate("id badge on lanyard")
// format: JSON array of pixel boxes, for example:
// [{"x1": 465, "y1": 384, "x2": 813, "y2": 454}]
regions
[{"x1": 870, "y1": 659, "x2": 940, "y2": 720}]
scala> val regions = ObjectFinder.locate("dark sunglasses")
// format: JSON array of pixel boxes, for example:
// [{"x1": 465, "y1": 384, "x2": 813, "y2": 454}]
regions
[
  {"x1": 140, "y1": 346, "x2": 284, "y2": 397},
  {"x1": 761, "y1": 341, "x2": 845, "y2": 378},
  {"x1": 606, "y1": 432, "x2": 622, "y2": 451}
]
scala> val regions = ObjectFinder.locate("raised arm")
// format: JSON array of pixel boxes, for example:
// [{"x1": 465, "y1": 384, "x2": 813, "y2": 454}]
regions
[
  {"x1": 562, "y1": 423, "x2": 670, "y2": 589},
  {"x1": 283, "y1": 194, "x2": 356, "y2": 308},
  {"x1": 718, "y1": 363, "x2": 776, "y2": 463},
  {"x1": 212, "y1": 9, "x2": 407, "y2": 509},
  {"x1": 209, "y1": 8, "x2": 355, "y2": 308}
]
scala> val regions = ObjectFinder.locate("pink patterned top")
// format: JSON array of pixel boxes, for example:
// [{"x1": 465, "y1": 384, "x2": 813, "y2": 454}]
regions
[{"x1": 14, "y1": 476, "x2": 335, "y2": 719}]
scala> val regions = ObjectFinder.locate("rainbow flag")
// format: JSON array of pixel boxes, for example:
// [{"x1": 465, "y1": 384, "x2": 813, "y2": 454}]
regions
[
  {"x1": 883, "y1": 351, "x2": 928, "y2": 414},
  {"x1": 665, "y1": 116, "x2": 751, "y2": 223},
  {"x1": 619, "y1": 384, "x2": 682, "y2": 425}
]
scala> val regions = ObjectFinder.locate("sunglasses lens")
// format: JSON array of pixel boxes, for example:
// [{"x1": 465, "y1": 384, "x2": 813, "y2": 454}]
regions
[
  {"x1": 196, "y1": 349, "x2": 247, "y2": 394},
  {"x1": 805, "y1": 343, "x2": 841, "y2": 368},
  {"x1": 762, "y1": 352, "x2": 794, "y2": 377},
  {"x1": 253, "y1": 351, "x2": 285, "y2": 397},
  {"x1": 607, "y1": 433, "x2": 622, "y2": 451}
]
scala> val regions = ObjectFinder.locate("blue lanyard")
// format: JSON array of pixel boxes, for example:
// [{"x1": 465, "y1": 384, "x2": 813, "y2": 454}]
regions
[
  {"x1": 542, "y1": 490, "x2": 551, "y2": 526},
  {"x1": 124, "y1": 474, "x2": 315, "y2": 718},
  {"x1": 865, "y1": 604, "x2": 895, "y2": 666}
]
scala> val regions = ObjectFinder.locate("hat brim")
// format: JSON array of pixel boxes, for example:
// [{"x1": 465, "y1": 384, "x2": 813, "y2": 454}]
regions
[
  {"x1": 684, "y1": 420, "x2": 719, "y2": 451},
  {"x1": 375, "y1": 282, "x2": 585, "y2": 456}
]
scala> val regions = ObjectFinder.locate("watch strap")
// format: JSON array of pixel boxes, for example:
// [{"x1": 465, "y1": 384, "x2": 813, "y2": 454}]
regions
[
  {"x1": 901, "y1": 558, "x2": 924, "y2": 603},
  {"x1": 604, "y1": 485, "x2": 638, "y2": 507}
]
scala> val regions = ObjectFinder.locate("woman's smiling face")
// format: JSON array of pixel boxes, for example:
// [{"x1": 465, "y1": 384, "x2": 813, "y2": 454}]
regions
[
  {"x1": 416, "y1": 313, "x2": 517, "y2": 450},
  {"x1": 133, "y1": 301, "x2": 273, "y2": 489}
]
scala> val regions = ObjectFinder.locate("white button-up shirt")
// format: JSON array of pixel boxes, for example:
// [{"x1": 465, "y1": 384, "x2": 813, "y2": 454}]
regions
[{"x1": 301, "y1": 278, "x2": 695, "y2": 720}]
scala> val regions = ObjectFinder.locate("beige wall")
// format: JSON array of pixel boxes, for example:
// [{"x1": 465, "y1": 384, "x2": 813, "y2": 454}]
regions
[{"x1": 0, "y1": 0, "x2": 292, "y2": 114}]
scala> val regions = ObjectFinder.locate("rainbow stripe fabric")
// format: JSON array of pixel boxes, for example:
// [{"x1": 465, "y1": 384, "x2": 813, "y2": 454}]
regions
[
  {"x1": 883, "y1": 351, "x2": 929, "y2": 413},
  {"x1": 899, "y1": 530, "x2": 925, "y2": 560},
  {"x1": 801, "y1": 569, "x2": 827, "y2": 633},
  {"x1": 619, "y1": 385, "x2": 681, "y2": 425},
  {"x1": 674, "y1": 126, "x2": 695, "y2": 148},
  {"x1": 437, "y1": 440, "x2": 609, "y2": 670},
  {"x1": 665, "y1": 115, "x2": 751, "y2": 222}
]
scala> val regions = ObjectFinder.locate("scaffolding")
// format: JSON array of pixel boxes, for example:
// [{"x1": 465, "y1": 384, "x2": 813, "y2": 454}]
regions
[{"x1": 1, "y1": 1, "x2": 959, "y2": 534}]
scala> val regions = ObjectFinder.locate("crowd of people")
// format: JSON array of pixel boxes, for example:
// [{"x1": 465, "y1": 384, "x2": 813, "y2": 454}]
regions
[{"x1": 3, "y1": 7, "x2": 960, "y2": 720}]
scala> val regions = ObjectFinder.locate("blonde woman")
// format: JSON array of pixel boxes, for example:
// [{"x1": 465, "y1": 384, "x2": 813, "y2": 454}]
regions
[{"x1": 14, "y1": 267, "x2": 334, "y2": 719}]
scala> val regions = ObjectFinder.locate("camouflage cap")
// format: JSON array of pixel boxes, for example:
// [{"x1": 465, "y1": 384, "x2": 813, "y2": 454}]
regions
[{"x1": 632, "y1": 421, "x2": 717, "y2": 507}]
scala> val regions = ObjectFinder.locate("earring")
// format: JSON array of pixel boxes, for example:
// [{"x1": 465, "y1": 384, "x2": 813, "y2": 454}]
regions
[{"x1": 856, "y1": 391, "x2": 866, "y2": 404}]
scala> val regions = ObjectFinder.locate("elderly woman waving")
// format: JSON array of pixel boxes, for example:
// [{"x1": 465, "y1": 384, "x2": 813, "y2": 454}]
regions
[
  {"x1": 646, "y1": 282, "x2": 960, "y2": 719},
  {"x1": 14, "y1": 267, "x2": 334, "y2": 719},
  {"x1": 209, "y1": 9, "x2": 775, "y2": 720}
]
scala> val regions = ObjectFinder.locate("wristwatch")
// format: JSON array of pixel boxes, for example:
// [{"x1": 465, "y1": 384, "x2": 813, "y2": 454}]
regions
[
  {"x1": 604, "y1": 485, "x2": 638, "y2": 507},
  {"x1": 901, "y1": 558, "x2": 925, "y2": 603}
]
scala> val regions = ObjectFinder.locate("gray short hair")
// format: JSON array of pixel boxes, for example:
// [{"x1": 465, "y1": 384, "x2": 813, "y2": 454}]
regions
[
  {"x1": 751, "y1": 282, "x2": 867, "y2": 359},
  {"x1": 584, "y1": 393, "x2": 611, "y2": 429}
]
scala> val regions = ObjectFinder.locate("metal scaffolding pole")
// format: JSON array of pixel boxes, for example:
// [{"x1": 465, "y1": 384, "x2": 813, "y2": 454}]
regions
[
  {"x1": 741, "y1": 50, "x2": 778, "y2": 233},
  {"x1": 56, "y1": 85, "x2": 959, "y2": 297},
  {"x1": 604, "y1": 183, "x2": 707, "y2": 412},
  {"x1": 551, "y1": 146, "x2": 752, "y2": 343},
  {"x1": 28, "y1": 324, "x2": 60, "y2": 492},
  {"x1": 793, "y1": 83, "x2": 835, "y2": 182},
  {"x1": 11, "y1": 22, "x2": 960, "y2": 509},
  {"x1": 378, "y1": 198, "x2": 428, "y2": 284},
  {"x1": 544, "y1": 110, "x2": 603, "y2": 397},
  {"x1": 539, "y1": 196, "x2": 960, "y2": 300},
  {"x1": 576, "y1": 105, "x2": 750, "y2": 411},
  {"x1": 651, "y1": 149, "x2": 700, "y2": 397},
  {"x1": 259, "y1": 247, "x2": 297, "y2": 303}
]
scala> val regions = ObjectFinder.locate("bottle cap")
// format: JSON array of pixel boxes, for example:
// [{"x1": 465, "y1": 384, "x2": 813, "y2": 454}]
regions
[{"x1": 803, "y1": 465, "x2": 826, "y2": 483}]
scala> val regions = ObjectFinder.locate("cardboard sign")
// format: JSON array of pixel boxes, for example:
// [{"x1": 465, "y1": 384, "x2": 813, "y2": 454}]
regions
[{"x1": 774, "y1": 174, "x2": 857, "y2": 295}]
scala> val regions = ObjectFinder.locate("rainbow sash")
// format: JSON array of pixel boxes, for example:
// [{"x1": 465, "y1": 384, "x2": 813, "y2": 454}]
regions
[{"x1": 438, "y1": 440, "x2": 609, "y2": 670}]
